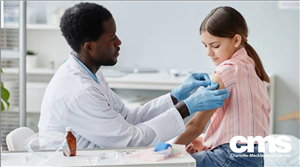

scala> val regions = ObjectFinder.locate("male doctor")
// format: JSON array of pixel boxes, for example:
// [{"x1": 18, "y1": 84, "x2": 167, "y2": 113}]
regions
[{"x1": 38, "y1": 2, "x2": 230, "y2": 148}]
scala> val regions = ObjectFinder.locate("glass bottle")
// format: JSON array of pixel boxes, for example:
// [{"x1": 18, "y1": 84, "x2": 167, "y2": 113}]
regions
[{"x1": 64, "y1": 127, "x2": 76, "y2": 156}]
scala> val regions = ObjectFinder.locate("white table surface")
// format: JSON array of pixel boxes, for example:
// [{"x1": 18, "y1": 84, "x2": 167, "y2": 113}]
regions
[{"x1": 1, "y1": 147, "x2": 196, "y2": 167}]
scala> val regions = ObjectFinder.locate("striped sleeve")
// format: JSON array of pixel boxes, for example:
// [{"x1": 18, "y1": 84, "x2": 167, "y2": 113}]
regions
[{"x1": 214, "y1": 60, "x2": 238, "y2": 93}]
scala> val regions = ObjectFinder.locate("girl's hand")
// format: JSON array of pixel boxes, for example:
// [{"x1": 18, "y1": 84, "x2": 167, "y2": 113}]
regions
[
  {"x1": 186, "y1": 143, "x2": 199, "y2": 154},
  {"x1": 186, "y1": 137, "x2": 205, "y2": 154}
]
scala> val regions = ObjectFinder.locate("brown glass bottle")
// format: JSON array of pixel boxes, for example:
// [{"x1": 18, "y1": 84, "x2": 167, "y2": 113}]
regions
[{"x1": 64, "y1": 127, "x2": 76, "y2": 156}]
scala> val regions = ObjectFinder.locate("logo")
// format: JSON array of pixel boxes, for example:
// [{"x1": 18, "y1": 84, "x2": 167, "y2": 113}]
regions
[{"x1": 230, "y1": 136, "x2": 292, "y2": 153}]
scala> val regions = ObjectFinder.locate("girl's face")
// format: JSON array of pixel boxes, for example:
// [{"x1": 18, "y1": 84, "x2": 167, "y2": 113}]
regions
[{"x1": 201, "y1": 31, "x2": 240, "y2": 66}]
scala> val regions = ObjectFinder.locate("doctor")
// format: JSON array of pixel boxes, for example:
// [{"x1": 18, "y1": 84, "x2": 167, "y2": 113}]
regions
[{"x1": 38, "y1": 2, "x2": 230, "y2": 149}]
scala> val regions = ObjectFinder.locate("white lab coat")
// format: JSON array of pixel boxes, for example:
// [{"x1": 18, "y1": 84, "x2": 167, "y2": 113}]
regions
[{"x1": 38, "y1": 54, "x2": 185, "y2": 149}]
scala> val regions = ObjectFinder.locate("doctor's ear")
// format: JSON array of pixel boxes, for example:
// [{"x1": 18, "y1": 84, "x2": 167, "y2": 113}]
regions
[
  {"x1": 233, "y1": 34, "x2": 242, "y2": 48},
  {"x1": 83, "y1": 42, "x2": 93, "y2": 52}
]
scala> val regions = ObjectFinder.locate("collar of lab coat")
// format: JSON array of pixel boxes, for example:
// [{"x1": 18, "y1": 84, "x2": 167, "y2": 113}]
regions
[{"x1": 68, "y1": 51, "x2": 105, "y2": 83}]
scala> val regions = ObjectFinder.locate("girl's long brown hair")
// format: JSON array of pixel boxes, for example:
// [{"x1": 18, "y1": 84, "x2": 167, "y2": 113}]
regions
[{"x1": 200, "y1": 6, "x2": 269, "y2": 83}]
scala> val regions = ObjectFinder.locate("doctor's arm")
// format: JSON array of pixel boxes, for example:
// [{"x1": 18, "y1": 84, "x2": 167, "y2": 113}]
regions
[
  {"x1": 118, "y1": 73, "x2": 215, "y2": 125},
  {"x1": 173, "y1": 73, "x2": 225, "y2": 146},
  {"x1": 115, "y1": 91, "x2": 189, "y2": 125},
  {"x1": 66, "y1": 87, "x2": 188, "y2": 148}
]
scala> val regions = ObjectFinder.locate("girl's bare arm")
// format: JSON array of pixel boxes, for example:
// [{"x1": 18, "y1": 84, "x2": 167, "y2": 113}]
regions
[{"x1": 174, "y1": 73, "x2": 225, "y2": 146}]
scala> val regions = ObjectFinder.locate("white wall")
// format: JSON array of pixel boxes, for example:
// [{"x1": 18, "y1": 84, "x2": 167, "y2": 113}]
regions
[{"x1": 27, "y1": 1, "x2": 299, "y2": 137}]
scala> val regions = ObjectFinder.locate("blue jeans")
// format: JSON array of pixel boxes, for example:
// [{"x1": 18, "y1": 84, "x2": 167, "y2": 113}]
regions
[{"x1": 191, "y1": 143, "x2": 264, "y2": 167}]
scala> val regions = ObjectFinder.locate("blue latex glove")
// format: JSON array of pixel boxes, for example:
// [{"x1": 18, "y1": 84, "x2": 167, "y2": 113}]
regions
[
  {"x1": 155, "y1": 143, "x2": 172, "y2": 152},
  {"x1": 183, "y1": 84, "x2": 230, "y2": 115},
  {"x1": 210, "y1": 80, "x2": 218, "y2": 87},
  {"x1": 154, "y1": 143, "x2": 173, "y2": 157},
  {"x1": 171, "y1": 73, "x2": 211, "y2": 102}
]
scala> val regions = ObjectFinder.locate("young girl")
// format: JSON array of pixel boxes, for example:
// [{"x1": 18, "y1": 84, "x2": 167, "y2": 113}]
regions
[{"x1": 174, "y1": 6, "x2": 270, "y2": 167}]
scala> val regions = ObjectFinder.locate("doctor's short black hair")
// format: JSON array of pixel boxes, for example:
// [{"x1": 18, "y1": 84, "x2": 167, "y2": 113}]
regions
[{"x1": 60, "y1": 2, "x2": 113, "y2": 53}]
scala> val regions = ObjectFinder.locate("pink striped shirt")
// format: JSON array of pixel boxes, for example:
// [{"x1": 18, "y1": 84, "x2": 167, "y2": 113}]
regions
[{"x1": 202, "y1": 47, "x2": 271, "y2": 150}]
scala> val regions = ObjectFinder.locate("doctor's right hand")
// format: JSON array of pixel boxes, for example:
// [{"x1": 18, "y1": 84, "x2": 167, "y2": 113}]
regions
[
  {"x1": 183, "y1": 84, "x2": 230, "y2": 115},
  {"x1": 171, "y1": 73, "x2": 211, "y2": 102}
]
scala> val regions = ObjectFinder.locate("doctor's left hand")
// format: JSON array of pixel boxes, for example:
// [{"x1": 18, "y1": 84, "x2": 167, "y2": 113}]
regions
[{"x1": 171, "y1": 73, "x2": 211, "y2": 102}]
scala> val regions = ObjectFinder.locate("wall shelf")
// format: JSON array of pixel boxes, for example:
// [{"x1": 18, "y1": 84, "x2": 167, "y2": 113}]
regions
[
  {"x1": 2, "y1": 68, "x2": 56, "y2": 75},
  {"x1": 2, "y1": 23, "x2": 59, "y2": 30},
  {"x1": 27, "y1": 24, "x2": 59, "y2": 30}
]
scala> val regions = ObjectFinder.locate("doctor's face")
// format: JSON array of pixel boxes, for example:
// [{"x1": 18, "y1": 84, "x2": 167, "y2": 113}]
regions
[
  {"x1": 92, "y1": 18, "x2": 122, "y2": 66},
  {"x1": 201, "y1": 31, "x2": 236, "y2": 66}
]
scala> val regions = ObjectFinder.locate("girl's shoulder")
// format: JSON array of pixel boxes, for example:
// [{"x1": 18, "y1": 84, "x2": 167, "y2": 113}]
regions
[
  {"x1": 219, "y1": 58, "x2": 238, "y2": 66},
  {"x1": 215, "y1": 59, "x2": 238, "y2": 73},
  {"x1": 214, "y1": 59, "x2": 239, "y2": 92}
]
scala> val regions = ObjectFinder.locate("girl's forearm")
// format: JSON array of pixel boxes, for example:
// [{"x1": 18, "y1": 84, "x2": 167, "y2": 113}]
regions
[
  {"x1": 174, "y1": 109, "x2": 215, "y2": 146},
  {"x1": 174, "y1": 125, "x2": 204, "y2": 146}
]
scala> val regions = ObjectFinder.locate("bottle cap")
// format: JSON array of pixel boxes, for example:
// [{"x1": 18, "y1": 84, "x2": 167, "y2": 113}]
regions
[{"x1": 66, "y1": 127, "x2": 72, "y2": 132}]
